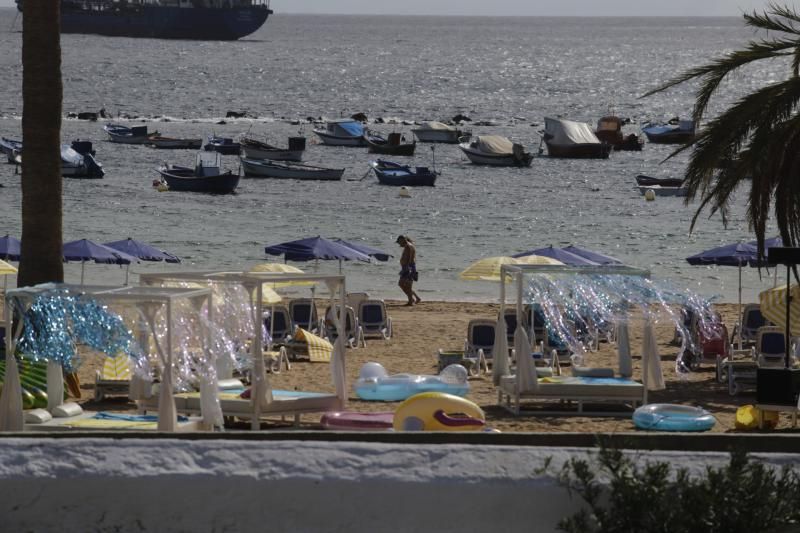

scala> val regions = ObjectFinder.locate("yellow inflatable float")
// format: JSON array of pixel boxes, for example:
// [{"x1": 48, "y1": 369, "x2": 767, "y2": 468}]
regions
[{"x1": 393, "y1": 392, "x2": 485, "y2": 432}]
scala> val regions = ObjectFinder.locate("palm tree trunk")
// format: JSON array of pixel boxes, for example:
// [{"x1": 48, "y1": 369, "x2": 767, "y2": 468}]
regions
[{"x1": 18, "y1": 1, "x2": 63, "y2": 287}]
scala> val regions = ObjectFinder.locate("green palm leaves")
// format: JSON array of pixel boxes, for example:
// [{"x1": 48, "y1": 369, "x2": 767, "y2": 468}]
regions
[{"x1": 645, "y1": 3, "x2": 800, "y2": 258}]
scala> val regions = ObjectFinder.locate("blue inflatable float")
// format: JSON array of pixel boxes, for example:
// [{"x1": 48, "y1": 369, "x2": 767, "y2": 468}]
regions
[
  {"x1": 354, "y1": 362, "x2": 470, "y2": 402},
  {"x1": 633, "y1": 403, "x2": 716, "y2": 432}
]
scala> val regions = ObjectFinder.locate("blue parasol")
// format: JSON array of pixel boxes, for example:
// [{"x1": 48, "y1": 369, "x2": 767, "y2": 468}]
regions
[
  {"x1": 332, "y1": 239, "x2": 392, "y2": 262},
  {"x1": 686, "y1": 238, "x2": 781, "y2": 347},
  {"x1": 104, "y1": 238, "x2": 181, "y2": 285},
  {"x1": 513, "y1": 245, "x2": 598, "y2": 266},
  {"x1": 562, "y1": 245, "x2": 622, "y2": 266},
  {"x1": 0, "y1": 235, "x2": 21, "y2": 261},
  {"x1": 63, "y1": 239, "x2": 135, "y2": 285}
]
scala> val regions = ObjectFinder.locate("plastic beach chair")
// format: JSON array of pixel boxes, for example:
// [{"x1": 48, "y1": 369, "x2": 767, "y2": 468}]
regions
[
  {"x1": 733, "y1": 304, "x2": 769, "y2": 346},
  {"x1": 358, "y1": 299, "x2": 392, "y2": 341},
  {"x1": 756, "y1": 326, "x2": 788, "y2": 367},
  {"x1": 289, "y1": 298, "x2": 319, "y2": 334},
  {"x1": 94, "y1": 354, "x2": 132, "y2": 401},
  {"x1": 323, "y1": 305, "x2": 364, "y2": 348},
  {"x1": 263, "y1": 305, "x2": 293, "y2": 343},
  {"x1": 465, "y1": 318, "x2": 495, "y2": 366}
]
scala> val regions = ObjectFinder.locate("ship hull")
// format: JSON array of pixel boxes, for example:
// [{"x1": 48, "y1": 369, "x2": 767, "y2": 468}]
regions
[{"x1": 19, "y1": 2, "x2": 271, "y2": 41}]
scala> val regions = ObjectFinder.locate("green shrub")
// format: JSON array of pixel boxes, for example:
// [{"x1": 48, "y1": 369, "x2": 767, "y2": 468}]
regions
[{"x1": 556, "y1": 447, "x2": 800, "y2": 533}]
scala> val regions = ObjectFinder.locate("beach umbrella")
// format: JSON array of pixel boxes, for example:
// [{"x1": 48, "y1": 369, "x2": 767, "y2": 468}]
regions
[
  {"x1": 562, "y1": 245, "x2": 622, "y2": 266},
  {"x1": 63, "y1": 239, "x2": 135, "y2": 286},
  {"x1": 0, "y1": 235, "x2": 21, "y2": 261},
  {"x1": 249, "y1": 263, "x2": 314, "y2": 288},
  {"x1": 513, "y1": 245, "x2": 598, "y2": 266},
  {"x1": 686, "y1": 239, "x2": 776, "y2": 347},
  {"x1": 514, "y1": 326, "x2": 537, "y2": 393},
  {"x1": 759, "y1": 284, "x2": 800, "y2": 337},
  {"x1": 491, "y1": 315, "x2": 509, "y2": 385},
  {"x1": 616, "y1": 320, "x2": 632, "y2": 377},
  {"x1": 642, "y1": 318, "x2": 665, "y2": 392},
  {"x1": 104, "y1": 238, "x2": 181, "y2": 285},
  {"x1": 332, "y1": 239, "x2": 393, "y2": 262},
  {"x1": 0, "y1": 260, "x2": 16, "y2": 276},
  {"x1": 264, "y1": 236, "x2": 371, "y2": 272},
  {"x1": 460, "y1": 255, "x2": 562, "y2": 282}
]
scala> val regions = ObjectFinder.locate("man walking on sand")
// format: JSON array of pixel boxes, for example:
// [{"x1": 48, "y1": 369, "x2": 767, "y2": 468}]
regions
[{"x1": 396, "y1": 235, "x2": 421, "y2": 306}]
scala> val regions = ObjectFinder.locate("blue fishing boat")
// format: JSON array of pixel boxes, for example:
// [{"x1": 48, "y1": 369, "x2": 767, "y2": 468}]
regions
[
  {"x1": 157, "y1": 152, "x2": 240, "y2": 194},
  {"x1": 204, "y1": 135, "x2": 241, "y2": 155},
  {"x1": 642, "y1": 119, "x2": 696, "y2": 144},
  {"x1": 16, "y1": 0, "x2": 273, "y2": 41},
  {"x1": 370, "y1": 160, "x2": 438, "y2": 187}
]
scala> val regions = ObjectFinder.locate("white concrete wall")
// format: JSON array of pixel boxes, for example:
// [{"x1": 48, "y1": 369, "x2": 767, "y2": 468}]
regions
[{"x1": 0, "y1": 438, "x2": 796, "y2": 533}]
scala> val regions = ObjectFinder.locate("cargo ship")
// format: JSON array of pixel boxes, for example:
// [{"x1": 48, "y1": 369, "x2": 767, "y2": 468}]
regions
[{"x1": 15, "y1": 0, "x2": 273, "y2": 41}]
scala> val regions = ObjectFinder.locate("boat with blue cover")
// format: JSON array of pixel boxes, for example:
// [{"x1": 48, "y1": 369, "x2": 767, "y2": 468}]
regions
[
  {"x1": 642, "y1": 119, "x2": 696, "y2": 144},
  {"x1": 313, "y1": 120, "x2": 367, "y2": 147},
  {"x1": 15, "y1": 0, "x2": 273, "y2": 41},
  {"x1": 370, "y1": 160, "x2": 438, "y2": 187}
]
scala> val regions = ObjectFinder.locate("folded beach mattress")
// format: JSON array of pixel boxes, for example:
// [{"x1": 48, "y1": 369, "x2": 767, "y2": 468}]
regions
[{"x1": 499, "y1": 375, "x2": 644, "y2": 399}]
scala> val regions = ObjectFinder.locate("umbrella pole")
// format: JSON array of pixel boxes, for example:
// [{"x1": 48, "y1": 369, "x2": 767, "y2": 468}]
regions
[
  {"x1": 738, "y1": 262, "x2": 743, "y2": 350},
  {"x1": 338, "y1": 259, "x2": 342, "y2": 274},
  {"x1": 125, "y1": 264, "x2": 130, "y2": 286},
  {"x1": 80, "y1": 261, "x2": 85, "y2": 287},
  {"x1": 309, "y1": 286, "x2": 316, "y2": 330},
  {"x1": 786, "y1": 264, "x2": 791, "y2": 369}
]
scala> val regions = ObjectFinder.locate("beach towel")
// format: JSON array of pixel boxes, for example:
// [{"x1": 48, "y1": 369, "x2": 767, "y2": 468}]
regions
[
  {"x1": 294, "y1": 328, "x2": 333, "y2": 363},
  {"x1": 102, "y1": 354, "x2": 131, "y2": 381}
]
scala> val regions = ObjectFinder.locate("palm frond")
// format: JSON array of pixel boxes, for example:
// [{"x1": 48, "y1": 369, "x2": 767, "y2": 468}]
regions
[{"x1": 745, "y1": 3, "x2": 800, "y2": 35}]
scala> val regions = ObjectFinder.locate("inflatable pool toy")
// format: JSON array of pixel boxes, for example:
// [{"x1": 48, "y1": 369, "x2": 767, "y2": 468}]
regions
[
  {"x1": 320, "y1": 411, "x2": 395, "y2": 431},
  {"x1": 393, "y1": 392, "x2": 485, "y2": 431},
  {"x1": 633, "y1": 403, "x2": 716, "y2": 432},
  {"x1": 735, "y1": 405, "x2": 778, "y2": 430},
  {"x1": 354, "y1": 362, "x2": 469, "y2": 402}
]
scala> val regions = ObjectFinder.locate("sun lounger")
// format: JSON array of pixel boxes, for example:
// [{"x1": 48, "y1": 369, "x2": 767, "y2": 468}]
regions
[
  {"x1": 322, "y1": 305, "x2": 364, "y2": 348},
  {"x1": 94, "y1": 354, "x2": 132, "y2": 401},
  {"x1": 732, "y1": 304, "x2": 770, "y2": 346},
  {"x1": 358, "y1": 299, "x2": 392, "y2": 341},
  {"x1": 755, "y1": 326, "x2": 789, "y2": 367},
  {"x1": 289, "y1": 298, "x2": 319, "y2": 333},
  {"x1": 264, "y1": 305, "x2": 293, "y2": 343},
  {"x1": 26, "y1": 411, "x2": 203, "y2": 432},
  {"x1": 497, "y1": 374, "x2": 645, "y2": 416},
  {"x1": 465, "y1": 318, "x2": 495, "y2": 365},
  {"x1": 141, "y1": 389, "x2": 340, "y2": 429}
]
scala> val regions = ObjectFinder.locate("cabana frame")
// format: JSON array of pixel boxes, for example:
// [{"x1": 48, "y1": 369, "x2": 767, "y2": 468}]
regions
[
  {"x1": 496, "y1": 264, "x2": 657, "y2": 416},
  {"x1": 139, "y1": 270, "x2": 347, "y2": 429},
  {"x1": 1, "y1": 283, "x2": 213, "y2": 432}
]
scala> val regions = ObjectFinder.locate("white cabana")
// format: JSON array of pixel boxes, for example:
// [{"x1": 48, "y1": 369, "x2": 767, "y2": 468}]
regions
[
  {"x1": 140, "y1": 270, "x2": 347, "y2": 429},
  {"x1": 0, "y1": 283, "x2": 213, "y2": 432},
  {"x1": 493, "y1": 264, "x2": 668, "y2": 415}
]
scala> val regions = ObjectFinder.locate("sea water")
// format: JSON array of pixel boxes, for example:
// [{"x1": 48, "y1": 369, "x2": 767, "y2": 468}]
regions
[{"x1": 0, "y1": 12, "x2": 780, "y2": 302}]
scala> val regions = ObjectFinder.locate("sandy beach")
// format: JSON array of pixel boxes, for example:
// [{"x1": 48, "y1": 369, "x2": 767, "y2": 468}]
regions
[{"x1": 72, "y1": 299, "x2": 798, "y2": 433}]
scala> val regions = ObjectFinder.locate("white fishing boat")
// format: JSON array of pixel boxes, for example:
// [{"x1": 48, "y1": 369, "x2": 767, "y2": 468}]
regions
[
  {"x1": 542, "y1": 117, "x2": 612, "y2": 159},
  {"x1": 60, "y1": 142, "x2": 104, "y2": 179},
  {"x1": 240, "y1": 157, "x2": 344, "y2": 180},
  {"x1": 412, "y1": 121, "x2": 469, "y2": 144},
  {"x1": 313, "y1": 120, "x2": 367, "y2": 147},
  {"x1": 458, "y1": 135, "x2": 533, "y2": 167}
]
